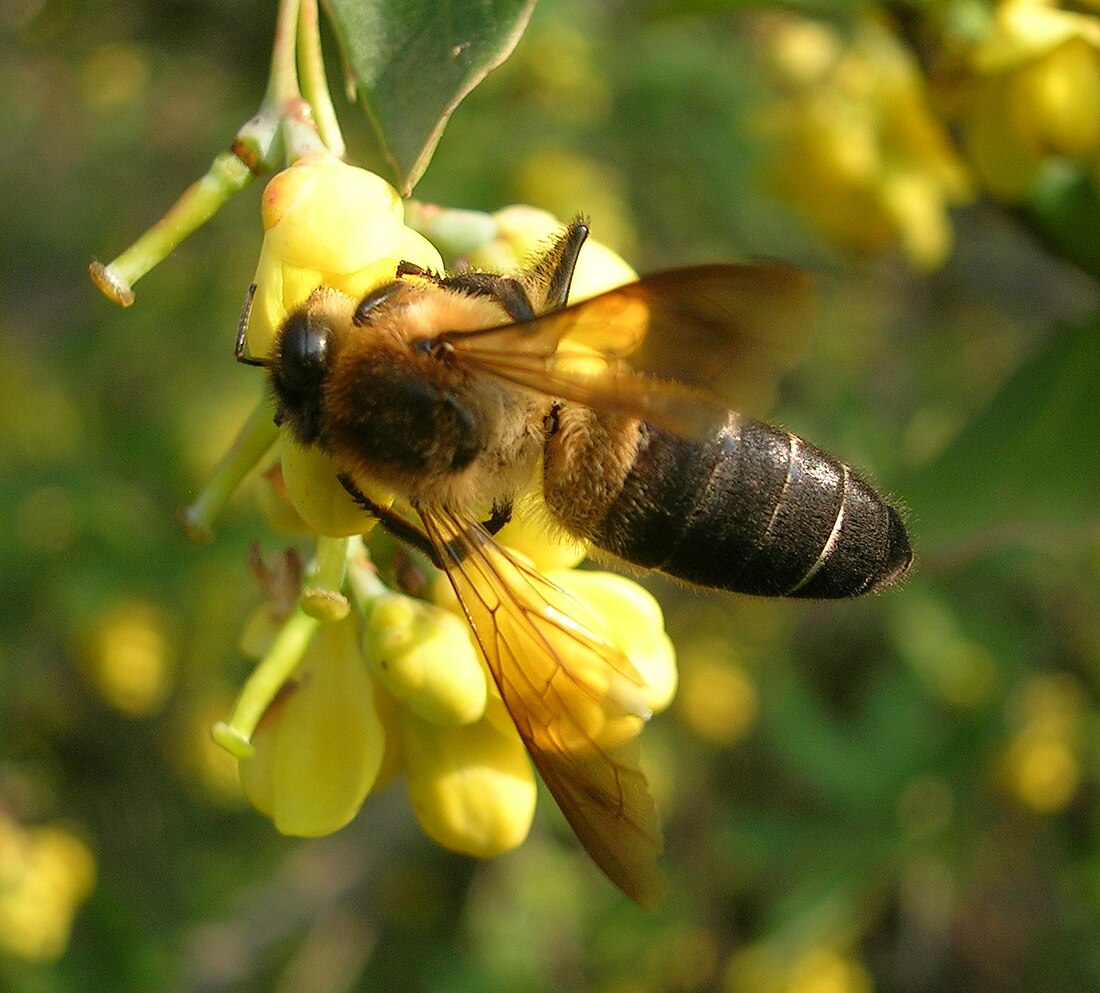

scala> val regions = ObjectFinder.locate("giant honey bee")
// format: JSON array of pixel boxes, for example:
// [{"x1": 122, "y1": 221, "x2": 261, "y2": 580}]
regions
[{"x1": 238, "y1": 220, "x2": 912, "y2": 906}]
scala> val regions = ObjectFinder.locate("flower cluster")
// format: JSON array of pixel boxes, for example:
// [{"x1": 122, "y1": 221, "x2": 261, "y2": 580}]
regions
[
  {"x1": 947, "y1": 0, "x2": 1100, "y2": 200},
  {"x1": 212, "y1": 155, "x2": 677, "y2": 860},
  {"x1": 756, "y1": 13, "x2": 973, "y2": 270}
]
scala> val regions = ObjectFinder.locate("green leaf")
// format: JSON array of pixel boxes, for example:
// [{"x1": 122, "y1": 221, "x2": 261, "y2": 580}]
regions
[
  {"x1": 900, "y1": 311, "x2": 1100, "y2": 558},
  {"x1": 324, "y1": 0, "x2": 537, "y2": 195},
  {"x1": 1026, "y1": 162, "x2": 1100, "y2": 282}
]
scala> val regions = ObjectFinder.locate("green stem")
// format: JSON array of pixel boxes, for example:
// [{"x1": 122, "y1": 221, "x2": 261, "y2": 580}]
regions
[
  {"x1": 345, "y1": 540, "x2": 391, "y2": 610},
  {"x1": 298, "y1": 0, "x2": 346, "y2": 158},
  {"x1": 88, "y1": 0, "x2": 309, "y2": 306},
  {"x1": 180, "y1": 392, "x2": 279, "y2": 542},
  {"x1": 265, "y1": 0, "x2": 304, "y2": 106},
  {"x1": 301, "y1": 535, "x2": 351, "y2": 621},
  {"x1": 212, "y1": 606, "x2": 321, "y2": 758},
  {"x1": 403, "y1": 202, "x2": 499, "y2": 264},
  {"x1": 89, "y1": 150, "x2": 256, "y2": 306},
  {"x1": 263, "y1": 0, "x2": 328, "y2": 163}
]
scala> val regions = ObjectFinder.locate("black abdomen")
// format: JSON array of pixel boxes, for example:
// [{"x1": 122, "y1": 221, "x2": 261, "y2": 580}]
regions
[{"x1": 590, "y1": 416, "x2": 912, "y2": 598}]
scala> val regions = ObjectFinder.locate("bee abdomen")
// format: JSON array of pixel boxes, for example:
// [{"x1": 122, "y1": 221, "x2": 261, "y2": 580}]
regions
[{"x1": 589, "y1": 416, "x2": 912, "y2": 599}]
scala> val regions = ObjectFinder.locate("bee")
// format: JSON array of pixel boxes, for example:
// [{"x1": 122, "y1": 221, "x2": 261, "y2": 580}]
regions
[{"x1": 237, "y1": 220, "x2": 912, "y2": 906}]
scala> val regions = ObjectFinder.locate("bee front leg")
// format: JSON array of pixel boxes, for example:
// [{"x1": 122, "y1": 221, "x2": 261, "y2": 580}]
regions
[{"x1": 337, "y1": 473, "x2": 444, "y2": 568}]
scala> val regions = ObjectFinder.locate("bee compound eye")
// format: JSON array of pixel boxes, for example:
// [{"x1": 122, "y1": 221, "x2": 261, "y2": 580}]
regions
[
  {"x1": 353, "y1": 281, "x2": 403, "y2": 325},
  {"x1": 278, "y1": 310, "x2": 331, "y2": 387}
]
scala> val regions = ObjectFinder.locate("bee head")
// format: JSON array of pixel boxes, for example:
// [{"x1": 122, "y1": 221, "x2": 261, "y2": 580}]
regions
[{"x1": 269, "y1": 306, "x2": 336, "y2": 446}]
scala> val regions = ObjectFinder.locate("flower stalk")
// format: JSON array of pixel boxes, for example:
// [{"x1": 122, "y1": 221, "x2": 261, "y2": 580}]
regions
[
  {"x1": 180, "y1": 392, "x2": 280, "y2": 543},
  {"x1": 89, "y1": 0, "x2": 335, "y2": 305},
  {"x1": 212, "y1": 605, "x2": 322, "y2": 758},
  {"x1": 89, "y1": 150, "x2": 260, "y2": 306},
  {"x1": 298, "y1": 0, "x2": 346, "y2": 158},
  {"x1": 300, "y1": 535, "x2": 352, "y2": 620}
]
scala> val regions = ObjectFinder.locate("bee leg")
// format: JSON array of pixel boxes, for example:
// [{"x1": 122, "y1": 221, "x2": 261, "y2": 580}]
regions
[
  {"x1": 539, "y1": 218, "x2": 589, "y2": 311},
  {"x1": 397, "y1": 260, "x2": 539, "y2": 321},
  {"x1": 337, "y1": 473, "x2": 444, "y2": 568},
  {"x1": 482, "y1": 500, "x2": 513, "y2": 535}
]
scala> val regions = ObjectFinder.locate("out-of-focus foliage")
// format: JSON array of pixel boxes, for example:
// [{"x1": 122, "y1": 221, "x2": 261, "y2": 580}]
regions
[{"x1": 3, "y1": 0, "x2": 1100, "y2": 992}]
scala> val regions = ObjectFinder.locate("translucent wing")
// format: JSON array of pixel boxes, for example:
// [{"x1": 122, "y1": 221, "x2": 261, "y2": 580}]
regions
[
  {"x1": 418, "y1": 505, "x2": 664, "y2": 907},
  {"x1": 435, "y1": 262, "x2": 816, "y2": 431}
]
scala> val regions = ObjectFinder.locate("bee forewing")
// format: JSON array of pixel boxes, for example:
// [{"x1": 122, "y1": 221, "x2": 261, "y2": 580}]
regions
[
  {"x1": 419, "y1": 506, "x2": 665, "y2": 907},
  {"x1": 595, "y1": 264, "x2": 817, "y2": 416},
  {"x1": 442, "y1": 262, "x2": 815, "y2": 426}
]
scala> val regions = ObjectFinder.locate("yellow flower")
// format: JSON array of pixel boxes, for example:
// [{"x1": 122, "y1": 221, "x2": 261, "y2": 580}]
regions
[
  {"x1": 759, "y1": 14, "x2": 972, "y2": 269},
  {"x1": 548, "y1": 569, "x2": 677, "y2": 715},
  {"x1": 244, "y1": 152, "x2": 444, "y2": 359},
  {"x1": 954, "y1": 0, "x2": 1100, "y2": 200},
  {"x1": 238, "y1": 614, "x2": 387, "y2": 836},
  {"x1": 465, "y1": 204, "x2": 638, "y2": 302},
  {"x1": 217, "y1": 197, "x2": 678, "y2": 878},
  {"x1": 0, "y1": 815, "x2": 96, "y2": 961},
  {"x1": 242, "y1": 154, "x2": 443, "y2": 536},
  {"x1": 77, "y1": 598, "x2": 175, "y2": 716},
  {"x1": 1001, "y1": 672, "x2": 1085, "y2": 812}
]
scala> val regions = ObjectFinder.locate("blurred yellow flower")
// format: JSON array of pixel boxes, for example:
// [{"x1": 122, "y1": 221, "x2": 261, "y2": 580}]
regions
[
  {"x1": 724, "y1": 942, "x2": 872, "y2": 993},
  {"x1": 951, "y1": 0, "x2": 1100, "y2": 200},
  {"x1": 1001, "y1": 671, "x2": 1085, "y2": 812},
  {"x1": 0, "y1": 815, "x2": 96, "y2": 962},
  {"x1": 759, "y1": 13, "x2": 972, "y2": 269},
  {"x1": 77, "y1": 598, "x2": 175, "y2": 716},
  {"x1": 676, "y1": 649, "x2": 758, "y2": 747}
]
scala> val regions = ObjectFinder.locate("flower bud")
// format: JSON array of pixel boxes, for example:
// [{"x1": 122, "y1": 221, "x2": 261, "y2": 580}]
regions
[
  {"x1": 550, "y1": 570, "x2": 678, "y2": 714},
  {"x1": 239, "y1": 615, "x2": 385, "y2": 836},
  {"x1": 400, "y1": 699, "x2": 537, "y2": 857},
  {"x1": 245, "y1": 153, "x2": 443, "y2": 359},
  {"x1": 362, "y1": 592, "x2": 488, "y2": 726}
]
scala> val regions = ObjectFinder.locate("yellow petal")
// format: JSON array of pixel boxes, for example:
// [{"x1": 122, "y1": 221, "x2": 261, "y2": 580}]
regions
[
  {"x1": 239, "y1": 616, "x2": 385, "y2": 836},
  {"x1": 279, "y1": 434, "x2": 388, "y2": 538},
  {"x1": 550, "y1": 570, "x2": 677, "y2": 714},
  {"x1": 400, "y1": 703, "x2": 537, "y2": 858},
  {"x1": 261, "y1": 154, "x2": 405, "y2": 272},
  {"x1": 363, "y1": 593, "x2": 488, "y2": 726}
]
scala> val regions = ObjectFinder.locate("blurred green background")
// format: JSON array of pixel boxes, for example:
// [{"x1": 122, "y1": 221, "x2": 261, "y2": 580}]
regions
[{"x1": 4, "y1": 0, "x2": 1100, "y2": 991}]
